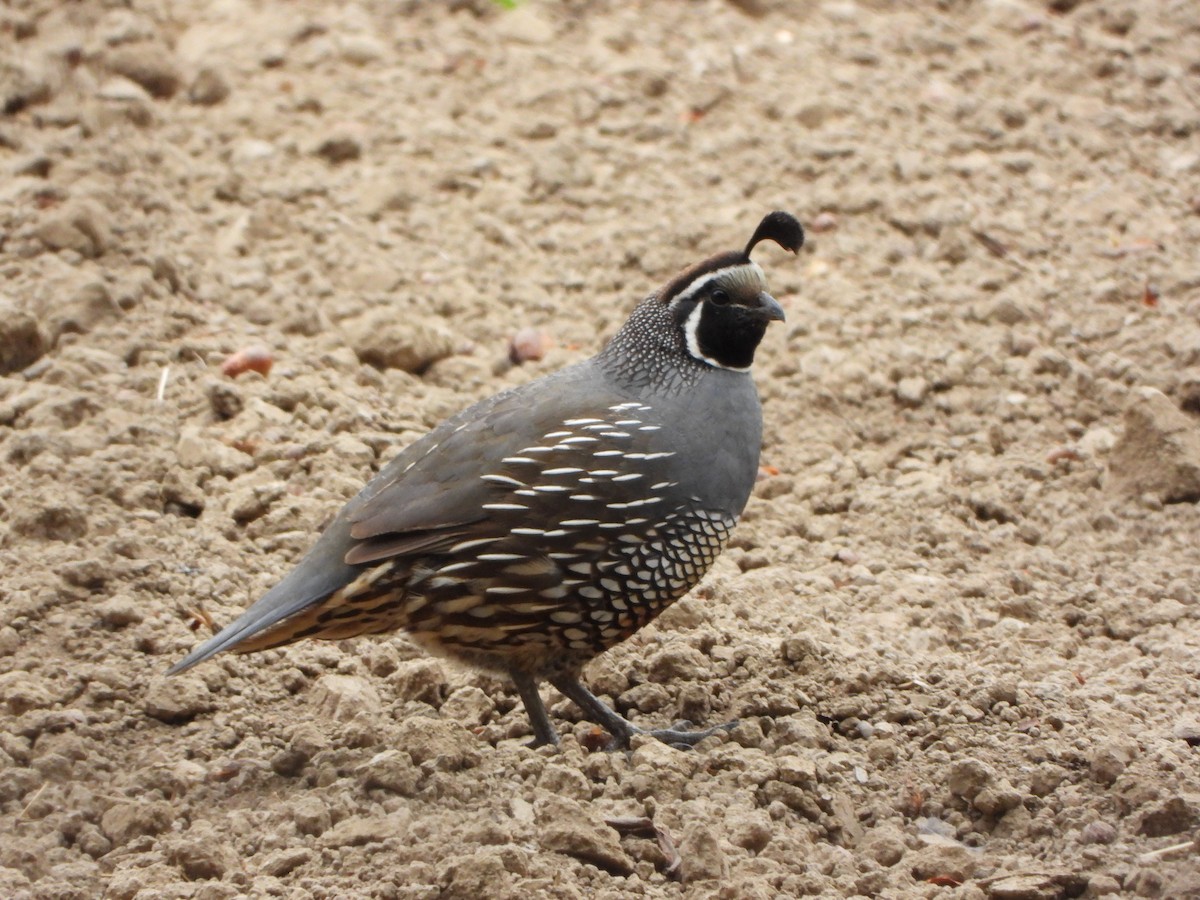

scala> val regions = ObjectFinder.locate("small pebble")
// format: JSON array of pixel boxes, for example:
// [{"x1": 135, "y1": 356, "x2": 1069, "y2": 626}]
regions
[
  {"x1": 809, "y1": 211, "x2": 838, "y2": 233},
  {"x1": 143, "y1": 677, "x2": 216, "y2": 724},
  {"x1": 188, "y1": 66, "x2": 231, "y2": 106},
  {"x1": 509, "y1": 327, "x2": 549, "y2": 364},
  {"x1": 220, "y1": 345, "x2": 274, "y2": 378},
  {"x1": 834, "y1": 547, "x2": 860, "y2": 565},
  {"x1": 1080, "y1": 821, "x2": 1117, "y2": 845},
  {"x1": 0, "y1": 299, "x2": 45, "y2": 373},
  {"x1": 340, "y1": 34, "x2": 388, "y2": 65},
  {"x1": 896, "y1": 376, "x2": 930, "y2": 408},
  {"x1": 1172, "y1": 720, "x2": 1200, "y2": 746},
  {"x1": 947, "y1": 758, "x2": 994, "y2": 800},
  {"x1": 311, "y1": 674, "x2": 382, "y2": 722},
  {"x1": 105, "y1": 43, "x2": 182, "y2": 98},
  {"x1": 314, "y1": 128, "x2": 364, "y2": 164}
]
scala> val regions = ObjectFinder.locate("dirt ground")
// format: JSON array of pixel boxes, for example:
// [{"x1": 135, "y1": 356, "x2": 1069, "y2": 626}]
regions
[{"x1": 2, "y1": 1, "x2": 1199, "y2": 897}]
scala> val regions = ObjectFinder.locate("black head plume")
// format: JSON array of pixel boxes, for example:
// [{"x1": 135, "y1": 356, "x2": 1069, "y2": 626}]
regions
[
  {"x1": 743, "y1": 211, "x2": 805, "y2": 260},
  {"x1": 657, "y1": 211, "x2": 805, "y2": 306}
]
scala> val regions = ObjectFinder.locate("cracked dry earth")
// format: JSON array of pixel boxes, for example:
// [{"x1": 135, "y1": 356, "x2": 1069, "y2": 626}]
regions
[{"x1": 2, "y1": 1, "x2": 1200, "y2": 898}]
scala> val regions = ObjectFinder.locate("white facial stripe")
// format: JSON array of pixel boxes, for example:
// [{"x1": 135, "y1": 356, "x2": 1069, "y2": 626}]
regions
[
  {"x1": 667, "y1": 261, "x2": 766, "y2": 310},
  {"x1": 682, "y1": 302, "x2": 752, "y2": 373}
]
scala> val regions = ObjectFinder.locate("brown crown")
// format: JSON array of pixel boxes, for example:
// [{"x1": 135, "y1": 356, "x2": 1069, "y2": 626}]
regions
[{"x1": 658, "y1": 211, "x2": 804, "y2": 305}]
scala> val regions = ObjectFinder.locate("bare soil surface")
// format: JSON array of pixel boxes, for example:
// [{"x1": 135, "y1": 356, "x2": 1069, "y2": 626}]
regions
[{"x1": 2, "y1": 1, "x2": 1199, "y2": 898}]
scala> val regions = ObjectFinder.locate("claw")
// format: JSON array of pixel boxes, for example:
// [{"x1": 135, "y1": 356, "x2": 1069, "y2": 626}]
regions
[
  {"x1": 642, "y1": 719, "x2": 738, "y2": 750},
  {"x1": 547, "y1": 673, "x2": 733, "y2": 750}
]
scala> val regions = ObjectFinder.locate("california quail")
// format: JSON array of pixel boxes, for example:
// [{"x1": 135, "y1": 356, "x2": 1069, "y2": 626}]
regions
[{"x1": 170, "y1": 211, "x2": 804, "y2": 749}]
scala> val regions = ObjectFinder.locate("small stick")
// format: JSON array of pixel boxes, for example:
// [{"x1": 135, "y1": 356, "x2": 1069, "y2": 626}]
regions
[
  {"x1": 156, "y1": 364, "x2": 171, "y2": 403},
  {"x1": 16, "y1": 782, "x2": 48, "y2": 821},
  {"x1": 1137, "y1": 840, "x2": 1194, "y2": 865}
]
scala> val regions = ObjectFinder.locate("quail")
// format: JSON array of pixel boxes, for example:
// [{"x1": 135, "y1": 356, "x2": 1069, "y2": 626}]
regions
[{"x1": 170, "y1": 211, "x2": 804, "y2": 749}]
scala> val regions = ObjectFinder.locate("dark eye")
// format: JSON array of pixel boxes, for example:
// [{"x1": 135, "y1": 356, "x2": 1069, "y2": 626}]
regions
[{"x1": 711, "y1": 288, "x2": 731, "y2": 306}]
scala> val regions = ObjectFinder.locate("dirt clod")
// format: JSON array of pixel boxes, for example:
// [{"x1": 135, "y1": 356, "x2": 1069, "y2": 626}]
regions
[
  {"x1": 1107, "y1": 388, "x2": 1200, "y2": 502},
  {"x1": 143, "y1": 677, "x2": 216, "y2": 724},
  {"x1": 537, "y1": 795, "x2": 634, "y2": 876},
  {"x1": 344, "y1": 309, "x2": 459, "y2": 373}
]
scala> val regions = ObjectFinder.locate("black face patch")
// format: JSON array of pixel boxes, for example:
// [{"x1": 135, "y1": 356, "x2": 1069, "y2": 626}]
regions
[
  {"x1": 693, "y1": 300, "x2": 770, "y2": 370},
  {"x1": 670, "y1": 266, "x2": 780, "y2": 371}
]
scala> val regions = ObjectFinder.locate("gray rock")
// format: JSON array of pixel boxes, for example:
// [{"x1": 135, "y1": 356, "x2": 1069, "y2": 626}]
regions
[
  {"x1": 100, "y1": 799, "x2": 175, "y2": 845},
  {"x1": 291, "y1": 796, "x2": 330, "y2": 836},
  {"x1": 188, "y1": 66, "x2": 231, "y2": 106},
  {"x1": 104, "y1": 43, "x2": 182, "y2": 98},
  {"x1": 0, "y1": 627, "x2": 20, "y2": 657},
  {"x1": 987, "y1": 871, "x2": 1088, "y2": 900},
  {"x1": 143, "y1": 677, "x2": 215, "y2": 724},
  {"x1": 776, "y1": 754, "x2": 818, "y2": 787},
  {"x1": 339, "y1": 33, "x2": 388, "y2": 65},
  {"x1": 34, "y1": 203, "x2": 112, "y2": 258},
  {"x1": 12, "y1": 502, "x2": 89, "y2": 542},
  {"x1": 258, "y1": 847, "x2": 312, "y2": 877},
  {"x1": 319, "y1": 813, "x2": 409, "y2": 848},
  {"x1": 537, "y1": 761, "x2": 592, "y2": 801},
  {"x1": 680, "y1": 822, "x2": 727, "y2": 882},
  {"x1": 947, "y1": 757, "x2": 994, "y2": 800},
  {"x1": 390, "y1": 658, "x2": 448, "y2": 706},
  {"x1": 176, "y1": 427, "x2": 255, "y2": 478},
  {"x1": 1080, "y1": 820, "x2": 1117, "y2": 844},
  {"x1": 896, "y1": 376, "x2": 930, "y2": 407},
  {"x1": 859, "y1": 824, "x2": 906, "y2": 866},
  {"x1": 344, "y1": 308, "x2": 458, "y2": 373},
  {"x1": 314, "y1": 129, "x2": 364, "y2": 164},
  {"x1": 311, "y1": 674, "x2": 382, "y2": 723},
  {"x1": 271, "y1": 723, "x2": 327, "y2": 776},
  {"x1": 50, "y1": 281, "x2": 121, "y2": 341},
  {"x1": 0, "y1": 299, "x2": 44, "y2": 373},
  {"x1": 645, "y1": 641, "x2": 710, "y2": 682},
  {"x1": 909, "y1": 833, "x2": 978, "y2": 882},
  {"x1": 0, "y1": 52, "x2": 51, "y2": 113},
  {"x1": 96, "y1": 595, "x2": 144, "y2": 628},
  {"x1": 0, "y1": 671, "x2": 58, "y2": 715},
  {"x1": 358, "y1": 749, "x2": 421, "y2": 795},
  {"x1": 166, "y1": 823, "x2": 237, "y2": 879},
  {"x1": 619, "y1": 681, "x2": 671, "y2": 713},
  {"x1": 1089, "y1": 739, "x2": 1132, "y2": 787},
  {"x1": 439, "y1": 686, "x2": 494, "y2": 726},
  {"x1": 537, "y1": 795, "x2": 633, "y2": 875},
  {"x1": 987, "y1": 296, "x2": 1029, "y2": 325},
  {"x1": 973, "y1": 779, "x2": 1023, "y2": 816},
  {"x1": 1138, "y1": 794, "x2": 1200, "y2": 837},
  {"x1": 393, "y1": 716, "x2": 481, "y2": 770},
  {"x1": 1107, "y1": 388, "x2": 1200, "y2": 503}
]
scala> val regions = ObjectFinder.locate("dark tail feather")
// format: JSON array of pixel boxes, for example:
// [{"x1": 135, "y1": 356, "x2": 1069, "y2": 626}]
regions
[
  {"x1": 168, "y1": 578, "x2": 334, "y2": 673},
  {"x1": 168, "y1": 519, "x2": 361, "y2": 674}
]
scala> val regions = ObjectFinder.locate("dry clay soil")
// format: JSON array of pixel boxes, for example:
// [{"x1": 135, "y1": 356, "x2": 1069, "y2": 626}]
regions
[{"x1": 2, "y1": 1, "x2": 1200, "y2": 898}]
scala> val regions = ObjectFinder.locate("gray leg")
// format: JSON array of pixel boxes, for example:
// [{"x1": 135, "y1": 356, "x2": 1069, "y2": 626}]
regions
[
  {"x1": 550, "y1": 674, "x2": 639, "y2": 746},
  {"x1": 550, "y1": 674, "x2": 736, "y2": 750},
  {"x1": 511, "y1": 671, "x2": 560, "y2": 748}
]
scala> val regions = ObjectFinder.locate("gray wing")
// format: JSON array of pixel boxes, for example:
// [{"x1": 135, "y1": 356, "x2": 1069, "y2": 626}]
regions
[{"x1": 168, "y1": 362, "x2": 612, "y2": 672}]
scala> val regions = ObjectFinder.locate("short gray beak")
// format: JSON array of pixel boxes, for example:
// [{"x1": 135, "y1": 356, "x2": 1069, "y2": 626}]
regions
[{"x1": 758, "y1": 292, "x2": 786, "y2": 322}]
